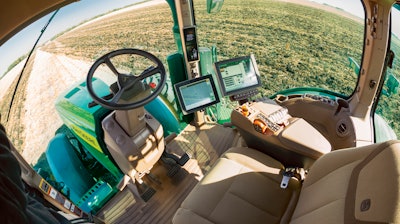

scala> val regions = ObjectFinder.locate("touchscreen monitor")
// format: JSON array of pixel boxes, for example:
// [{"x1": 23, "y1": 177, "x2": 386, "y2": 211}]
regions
[
  {"x1": 174, "y1": 75, "x2": 220, "y2": 115},
  {"x1": 214, "y1": 54, "x2": 261, "y2": 96}
]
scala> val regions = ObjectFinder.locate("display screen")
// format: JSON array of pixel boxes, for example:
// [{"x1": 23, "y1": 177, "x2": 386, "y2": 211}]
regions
[
  {"x1": 174, "y1": 75, "x2": 220, "y2": 115},
  {"x1": 214, "y1": 55, "x2": 261, "y2": 96}
]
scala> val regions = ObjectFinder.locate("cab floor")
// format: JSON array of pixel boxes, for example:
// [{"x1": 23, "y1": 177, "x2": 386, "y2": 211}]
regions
[{"x1": 96, "y1": 123, "x2": 239, "y2": 224}]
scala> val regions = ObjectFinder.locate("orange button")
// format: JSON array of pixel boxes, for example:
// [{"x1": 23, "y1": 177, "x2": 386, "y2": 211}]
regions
[{"x1": 241, "y1": 105, "x2": 249, "y2": 116}]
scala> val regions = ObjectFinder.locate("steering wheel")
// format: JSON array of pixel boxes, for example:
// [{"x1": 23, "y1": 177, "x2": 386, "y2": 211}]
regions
[{"x1": 86, "y1": 48, "x2": 166, "y2": 110}]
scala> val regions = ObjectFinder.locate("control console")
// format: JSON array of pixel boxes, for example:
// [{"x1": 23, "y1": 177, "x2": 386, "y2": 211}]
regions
[
  {"x1": 231, "y1": 98, "x2": 331, "y2": 168},
  {"x1": 236, "y1": 99, "x2": 290, "y2": 135}
]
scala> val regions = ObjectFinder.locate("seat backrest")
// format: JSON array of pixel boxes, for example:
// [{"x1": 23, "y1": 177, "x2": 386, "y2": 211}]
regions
[
  {"x1": 102, "y1": 109, "x2": 165, "y2": 179},
  {"x1": 290, "y1": 140, "x2": 400, "y2": 224}
]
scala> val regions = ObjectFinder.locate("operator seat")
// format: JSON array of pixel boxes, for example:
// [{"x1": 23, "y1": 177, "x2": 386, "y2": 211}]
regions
[
  {"x1": 102, "y1": 108, "x2": 165, "y2": 183},
  {"x1": 172, "y1": 140, "x2": 400, "y2": 223}
]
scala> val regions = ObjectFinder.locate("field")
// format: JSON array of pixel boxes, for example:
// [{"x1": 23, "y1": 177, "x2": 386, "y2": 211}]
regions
[
  {"x1": 376, "y1": 34, "x2": 400, "y2": 137},
  {"x1": 42, "y1": 0, "x2": 364, "y2": 97},
  {"x1": 42, "y1": 2, "x2": 175, "y2": 66},
  {"x1": 196, "y1": 0, "x2": 363, "y2": 96},
  {"x1": 1, "y1": 0, "x2": 399, "y2": 161},
  {"x1": 0, "y1": 56, "x2": 35, "y2": 151}
]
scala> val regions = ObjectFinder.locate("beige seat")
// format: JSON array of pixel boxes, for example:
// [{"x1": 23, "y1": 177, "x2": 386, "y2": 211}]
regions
[{"x1": 172, "y1": 140, "x2": 400, "y2": 224}]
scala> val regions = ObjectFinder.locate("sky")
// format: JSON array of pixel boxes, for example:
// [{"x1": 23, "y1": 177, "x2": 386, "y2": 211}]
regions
[
  {"x1": 1, "y1": 0, "x2": 400, "y2": 76},
  {"x1": 312, "y1": 0, "x2": 400, "y2": 37},
  {"x1": 312, "y1": 0, "x2": 365, "y2": 18}
]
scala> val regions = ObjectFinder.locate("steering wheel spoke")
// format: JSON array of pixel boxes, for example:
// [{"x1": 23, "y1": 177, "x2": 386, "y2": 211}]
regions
[
  {"x1": 104, "y1": 57, "x2": 120, "y2": 76},
  {"x1": 86, "y1": 48, "x2": 166, "y2": 110},
  {"x1": 110, "y1": 88, "x2": 125, "y2": 104},
  {"x1": 139, "y1": 66, "x2": 160, "y2": 79}
]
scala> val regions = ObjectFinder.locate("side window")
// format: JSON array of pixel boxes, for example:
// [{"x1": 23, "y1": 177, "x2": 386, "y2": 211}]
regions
[{"x1": 374, "y1": 5, "x2": 400, "y2": 142}]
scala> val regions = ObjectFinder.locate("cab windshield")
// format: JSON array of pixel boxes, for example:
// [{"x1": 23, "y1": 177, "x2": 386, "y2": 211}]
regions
[
  {"x1": 0, "y1": 0, "x2": 366, "y2": 167},
  {"x1": 196, "y1": 0, "x2": 365, "y2": 98}
]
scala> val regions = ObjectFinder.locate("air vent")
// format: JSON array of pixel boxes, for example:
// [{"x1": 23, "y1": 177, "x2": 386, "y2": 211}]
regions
[
  {"x1": 336, "y1": 120, "x2": 349, "y2": 137},
  {"x1": 338, "y1": 123, "x2": 347, "y2": 133}
]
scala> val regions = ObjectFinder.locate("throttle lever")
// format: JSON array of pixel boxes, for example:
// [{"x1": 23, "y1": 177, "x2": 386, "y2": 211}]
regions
[
  {"x1": 253, "y1": 119, "x2": 268, "y2": 134},
  {"x1": 252, "y1": 113, "x2": 281, "y2": 135}
]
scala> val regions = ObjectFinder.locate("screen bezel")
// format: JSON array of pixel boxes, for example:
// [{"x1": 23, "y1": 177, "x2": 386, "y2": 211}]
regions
[
  {"x1": 214, "y1": 54, "x2": 261, "y2": 97},
  {"x1": 174, "y1": 75, "x2": 220, "y2": 115}
]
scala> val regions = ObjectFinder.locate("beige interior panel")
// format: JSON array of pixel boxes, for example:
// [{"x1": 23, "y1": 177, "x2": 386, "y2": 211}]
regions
[{"x1": 276, "y1": 95, "x2": 357, "y2": 150}]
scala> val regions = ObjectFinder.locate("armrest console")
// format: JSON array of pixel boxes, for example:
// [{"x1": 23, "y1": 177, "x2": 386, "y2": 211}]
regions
[{"x1": 231, "y1": 99, "x2": 331, "y2": 168}]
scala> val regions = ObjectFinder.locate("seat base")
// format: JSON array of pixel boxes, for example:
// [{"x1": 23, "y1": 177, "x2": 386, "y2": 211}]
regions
[
  {"x1": 173, "y1": 147, "x2": 301, "y2": 224},
  {"x1": 173, "y1": 141, "x2": 400, "y2": 224}
]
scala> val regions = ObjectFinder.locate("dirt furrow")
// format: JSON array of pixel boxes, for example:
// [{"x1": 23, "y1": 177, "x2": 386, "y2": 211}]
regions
[{"x1": 22, "y1": 49, "x2": 92, "y2": 164}]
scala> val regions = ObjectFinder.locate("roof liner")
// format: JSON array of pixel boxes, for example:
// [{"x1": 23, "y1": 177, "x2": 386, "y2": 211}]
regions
[{"x1": 0, "y1": 0, "x2": 76, "y2": 46}]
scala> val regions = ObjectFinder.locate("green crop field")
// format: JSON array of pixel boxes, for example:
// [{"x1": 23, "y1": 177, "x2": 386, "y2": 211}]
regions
[
  {"x1": 376, "y1": 34, "x2": 400, "y2": 138},
  {"x1": 44, "y1": 0, "x2": 363, "y2": 96},
  {"x1": 42, "y1": 4, "x2": 176, "y2": 63},
  {"x1": 195, "y1": 0, "x2": 363, "y2": 96}
]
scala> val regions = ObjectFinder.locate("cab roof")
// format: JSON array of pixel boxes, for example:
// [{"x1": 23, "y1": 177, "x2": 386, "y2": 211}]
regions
[{"x1": 0, "y1": 0, "x2": 75, "y2": 46}]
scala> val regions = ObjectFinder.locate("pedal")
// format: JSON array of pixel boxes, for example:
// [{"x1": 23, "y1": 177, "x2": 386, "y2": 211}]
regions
[
  {"x1": 177, "y1": 153, "x2": 190, "y2": 166},
  {"x1": 140, "y1": 186, "x2": 156, "y2": 202},
  {"x1": 162, "y1": 151, "x2": 190, "y2": 166}
]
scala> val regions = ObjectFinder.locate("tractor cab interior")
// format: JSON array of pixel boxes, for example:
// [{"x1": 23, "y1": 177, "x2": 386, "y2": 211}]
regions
[{"x1": 1, "y1": 0, "x2": 400, "y2": 223}]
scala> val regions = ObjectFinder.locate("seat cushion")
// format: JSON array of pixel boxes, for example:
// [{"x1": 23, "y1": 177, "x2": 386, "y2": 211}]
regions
[
  {"x1": 173, "y1": 147, "x2": 301, "y2": 224},
  {"x1": 173, "y1": 141, "x2": 400, "y2": 224}
]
